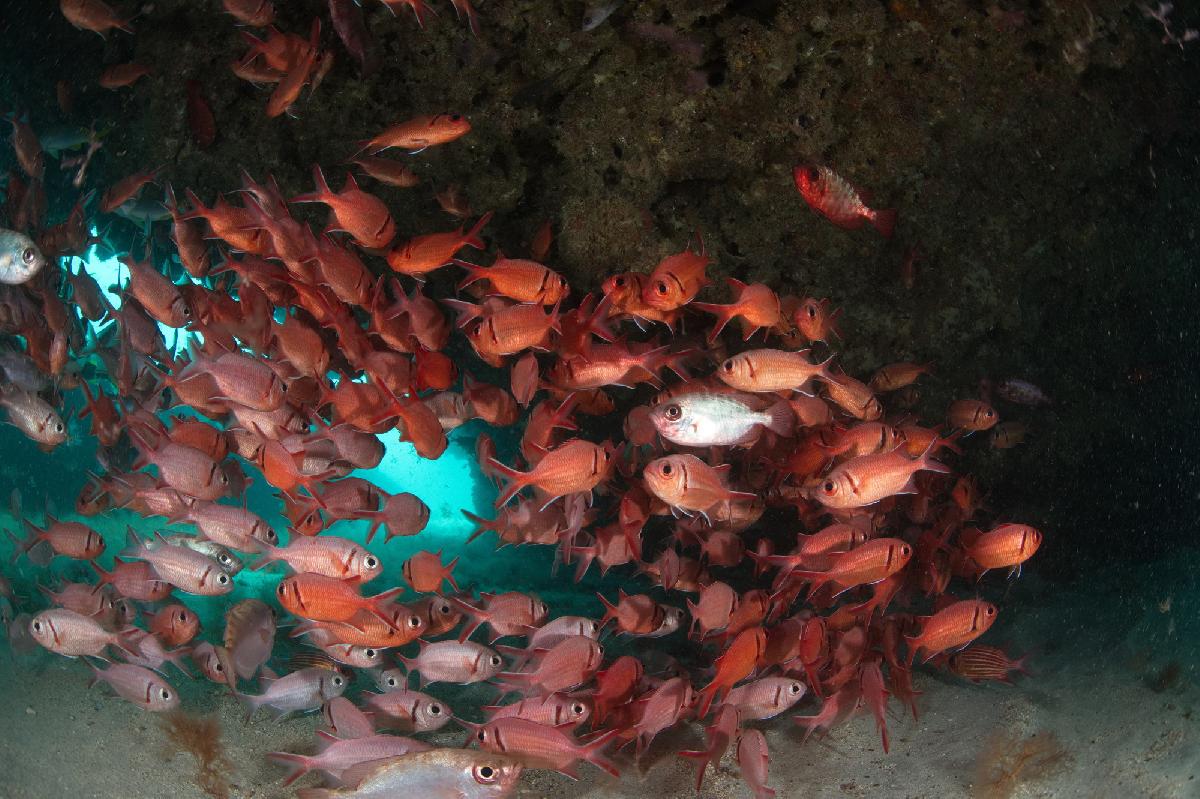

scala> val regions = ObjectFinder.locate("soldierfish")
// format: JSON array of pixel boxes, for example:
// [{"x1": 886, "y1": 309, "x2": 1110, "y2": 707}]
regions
[
  {"x1": 122, "y1": 529, "x2": 235, "y2": 596},
  {"x1": 794, "y1": 164, "x2": 896, "y2": 238},
  {"x1": 906, "y1": 599, "x2": 999, "y2": 666},
  {"x1": 269, "y1": 733, "x2": 431, "y2": 786},
  {"x1": 29, "y1": 608, "x2": 137, "y2": 657},
  {"x1": 241, "y1": 666, "x2": 348, "y2": 721},
  {"x1": 397, "y1": 640, "x2": 504, "y2": 687},
  {"x1": 88, "y1": 663, "x2": 179, "y2": 712},
  {"x1": 716, "y1": 348, "x2": 834, "y2": 393},
  {"x1": 363, "y1": 688, "x2": 451, "y2": 733},
  {"x1": 488, "y1": 439, "x2": 610, "y2": 509}
]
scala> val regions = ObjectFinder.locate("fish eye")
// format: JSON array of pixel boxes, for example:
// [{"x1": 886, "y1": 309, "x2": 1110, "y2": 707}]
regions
[
  {"x1": 365, "y1": 556, "x2": 378, "y2": 569},
  {"x1": 333, "y1": 676, "x2": 344, "y2": 686},
  {"x1": 490, "y1": 655, "x2": 501, "y2": 666},
  {"x1": 476, "y1": 765, "x2": 496, "y2": 782},
  {"x1": 450, "y1": 114, "x2": 462, "y2": 122},
  {"x1": 589, "y1": 621, "x2": 599, "y2": 633},
  {"x1": 806, "y1": 305, "x2": 817, "y2": 318},
  {"x1": 790, "y1": 682, "x2": 801, "y2": 693},
  {"x1": 218, "y1": 574, "x2": 229, "y2": 584},
  {"x1": 573, "y1": 703, "x2": 585, "y2": 714},
  {"x1": 613, "y1": 276, "x2": 625, "y2": 287},
  {"x1": 267, "y1": 530, "x2": 278, "y2": 543},
  {"x1": 655, "y1": 281, "x2": 668, "y2": 295},
  {"x1": 986, "y1": 605, "x2": 996, "y2": 615},
  {"x1": 408, "y1": 615, "x2": 422, "y2": 628},
  {"x1": 477, "y1": 730, "x2": 486, "y2": 741},
  {"x1": 177, "y1": 611, "x2": 188, "y2": 623},
  {"x1": 470, "y1": 321, "x2": 483, "y2": 337},
  {"x1": 901, "y1": 545, "x2": 912, "y2": 556},
  {"x1": 665, "y1": 404, "x2": 681, "y2": 420},
  {"x1": 160, "y1": 689, "x2": 171, "y2": 700},
  {"x1": 661, "y1": 462, "x2": 673, "y2": 476},
  {"x1": 722, "y1": 359, "x2": 733, "y2": 372},
  {"x1": 22, "y1": 247, "x2": 35, "y2": 264},
  {"x1": 214, "y1": 662, "x2": 224, "y2": 672},
  {"x1": 219, "y1": 554, "x2": 232, "y2": 566},
  {"x1": 985, "y1": 409, "x2": 995, "y2": 418},
  {"x1": 429, "y1": 703, "x2": 442, "y2": 715},
  {"x1": 276, "y1": 583, "x2": 286, "y2": 595},
  {"x1": 823, "y1": 480, "x2": 835, "y2": 493},
  {"x1": 386, "y1": 676, "x2": 398, "y2": 687},
  {"x1": 32, "y1": 621, "x2": 41, "y2": 632},
  {"x1": 54, "y1": 422, "x2": 63, "y2": 433},
  {"x1": 365, "y1": 648, "x2": 377, "y2": 658}
]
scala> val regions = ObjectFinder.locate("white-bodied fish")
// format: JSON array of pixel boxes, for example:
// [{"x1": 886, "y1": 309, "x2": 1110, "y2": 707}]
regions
[
  {"x1": 0, "y1": 227, "x2": 45, "y2": 284},
  {"x1": 293, "y1": 748, "x2": 523, "y2": 799},
  {"x1": 649, "y1": 390, "x2": 794, "y2": 447},
  {"x1": 241, "y1": 666, "x2": 347, "y2": 722},
  {"x1": 88, "y1": 663, "x2": 180, "y2": 712}
]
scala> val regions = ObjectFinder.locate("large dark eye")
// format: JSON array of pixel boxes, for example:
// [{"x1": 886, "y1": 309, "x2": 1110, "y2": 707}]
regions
[
  {"x1": 266, "y1": 530, "x2": 278, "y2": 544},
  {"x1": 490, "y1": 655, "x2": 501, "y2": 666},
  {"x1": 661, "y1": 462, "x2": 673, "y2": 476},
  {"x1": 32, "y1": 621, "x2": 41, "y2": 632},
  {"x1": 722, "y1": 360, "x2": 733, "y2": 372},
  {"x1": 160, "y1": 689, "x2": 171, "y2": 700},
  {"x1": 408, "y1": 615, "x2": 422, "y2": 628},
  {"x1": 214, "y1": 662, "x2": 223, "y2": 672},
  {"x1": 450, "y1": 114, "x2": 462, "y2": 122},
  {"x1": 333, "y1": 676, "x2": 344, "y2": 686},
  {"x1": 901, "y1": 545, "x2": 912, "y2": 556},
  {"x1": 665, "y1": 404, "x2": 681, "y2": 420},
  {"x1": 178, "y1": 611, "x2": 188, "y2": 623},
  {"x1": 790, "y1": 683, "x2": 801, "y2": 693},
  {"x1": 477, "y1": 730, "x2": 486, "y2": 740},
  {"x1": 477, "y1": 765, "x2": 495, "y2": 780},
  {"x1": 365, "y1": 649, "x2": 377, "y2": 658},
  {"x1": 276, "y1": 583, "x2": 286, "y2": 595},
  {"x1": 986, "y1": 605, "x2": 996, "y2": 616},
  {"x1": 471, "y1": 321, "x2": 483, "y2": 337},
  {"x1": 387, "y1": 676, "x2": 398, "y2": 687},
  {"x1": 365, "y1": 556, "x2": 378, "y2": 569},
  {"x1": 655, "y1": 282, "x2": 668, "y2": 295},
  {"x1": 22, "y1": 247, "x2": 35, "y2": 265},
  {"x1": 985, "y1": 409, "x2": 995, "y2": 418},
  {"x1": 219, "y1": 554, "x2": 233, "y2": 566},
  {"x1": 429, "y1": 703, "x2": 442, "y2": 715},
  {"x1": 806, "y1": 305, "x2": 817, "y2": 318},
  {"x1": 573, "y1": 703, "x2": 585, "y2": 714},
  {"x1": 823, "y1": 481, "x2": 835, "y2": 493},
  {"x1": 218, "y1": 574, "x2": 229, "y2": 584},
  {"x1": 614, "y1": 276, "x2": 625, "y2": 287},
  {"x1": 54, "y1": 422, "x2": 64, "y2": 433}
]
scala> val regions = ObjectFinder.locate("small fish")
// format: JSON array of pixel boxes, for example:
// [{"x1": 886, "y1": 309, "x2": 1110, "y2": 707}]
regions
[
  {"x1": 401, "y1": 549, "x2": 460, "y2": 593},
  {"x1": 241, "y1": 667, "x2": 348, "y2": 722},
  {"x1": 643, "y1": 455, "x2": 755, "y2": 517},
  {"x1": 996, "y1": 378, "x2": 1053, "y2": 407},
  {"x1": 0, "y1": 228, "x2": 46, "y2": 284},
  {"x1": 268, "y1": 734, "x2": 431, "y2": 787},
  {"x1": 363, "y1": 688, "x2": 451, "y2": 733},
  {"x1": 472, "y1": 717, "x2": 619, "y2": 779},
  {"x1": 716, "y1": 348, "x2": 834, "y2": 393},
  {"x1": 582, "y1": 0, "x2": 623, "y2": 31},
  {"x1": 88, "y1": 663, "x2": 179, "y2": 712},
  {"x1": 736, "y1": 728, "x2": 774, "y2": 799},
  {"x1": 355, "y1": 114, "x2": 472, "y2": 155},
  {"x1": 397, "y1": 640, "x2": 504, "y2": 687},
  {"x1": 906, "y1": 599, "x2": 999, "y2": 666},
  {"x1": 946, "y1": 645, "x2": 1030, "y2": 684},
  {"x1": 59, "y1": 0, "x2": 134, "y2": 37},
  {"x1": 947, "y1": 399, "x2": 999, "y2": 432},
  {"x1": 812, "y1": 446, "x2": 948, "y2": 509},
  {"x1": 989, "y1": 421, "x2": 1027, "y2": 449},
  {"x1": 793, "y1": 164, "x2": 896, "y2": 238},
  {"x1": 98, "y1": 62, "x2": 151, "y2": 89}
]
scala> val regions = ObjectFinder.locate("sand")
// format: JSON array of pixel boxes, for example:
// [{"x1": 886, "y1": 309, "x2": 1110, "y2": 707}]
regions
[{"x1": 0, "y1": 547, "x2": 1196, "y2": 799}]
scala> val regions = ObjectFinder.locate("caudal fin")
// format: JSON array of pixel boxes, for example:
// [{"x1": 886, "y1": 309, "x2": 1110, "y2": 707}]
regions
[
  {"x1": 871, "y1": 208, "x2": 897, "y2": 238},
  {"x1": 266, "y1": 752, "x2": 314, "y2": 787}
]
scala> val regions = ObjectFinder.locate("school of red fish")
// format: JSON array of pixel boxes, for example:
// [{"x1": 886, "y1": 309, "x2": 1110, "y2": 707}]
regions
[{"x1": 0, "y1": 2, "x2": 1050, "y2": 797}]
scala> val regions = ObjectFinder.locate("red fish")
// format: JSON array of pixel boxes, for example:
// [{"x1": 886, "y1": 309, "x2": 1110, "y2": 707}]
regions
[
  {"x1": 185, "y1": 80, "x2": 217, "y2": 149},
  {"x1": 906, "y1": 599, "x2": 999, "y2": 666},
  {"x1": 292, "y1": 165, "x2": 395, "y2": 250},
  {"x1": 356, "y1": 113, "x2": 471, "y2": 155},
  {"x1": 794, "y1": 164, "x2": 896, "y2": 237},
  {"x1": 59, "y1": 0, "x2": 133, "y2": 37},
  {"x1": 98, "y1": 63, "x2": 151, "y2": 89}
]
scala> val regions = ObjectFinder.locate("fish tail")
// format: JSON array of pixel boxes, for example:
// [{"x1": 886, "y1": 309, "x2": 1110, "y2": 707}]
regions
[
  {"x1": 295, "y1": 789, "x2": 332, "y2": 799},
  {"x1": 266, "y1": 752, "x2": 314, "y2": 787},
  {"x1": 248, "y1": 546, "x2": 281, "y2": 571},
  {"x1": 461, "y1": 509, "x2": 495, "y2": 543},
  {"x1": 870, "y1": 207, "x2": 897, "y2": 239},
  {"x1": 487, "y1": 457, "x2": 528, "y2": 508},
  {"x1": 903, "y1": 633, "x2": 922, "y2": 670},
  {"x1": 462, "y1": 211, "x2": 494, "y2": 251},
  {"x1": 677, "y1": 748, "x2": 712, "y2": 791},
  {"x1": 292, "y1": 164, "x2": 332, "y2": 204},
  {"x1": 763, "y1": 399, "x2": 795, "y2": 438},
  {"x1": 690, "y1": 301, "x2": 735, "y2": 344},
  {"x1": 6, "y1": 521, "x2": 40, "y2": 564},
  {"x1": 452, "y1": 258, "x2": 487, "y2": 291},
  {"x1": 581, "y1": 728, "x2": 622, "y2": 777}
]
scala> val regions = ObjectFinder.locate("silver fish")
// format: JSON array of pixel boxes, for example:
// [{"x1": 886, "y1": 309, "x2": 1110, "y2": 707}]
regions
[
  {"x1": 649, "y1": 391, "x2": 793, "y2": 447},
  {"x1": 0, "y1": 384, "x2": 67, "y2": 448},
  {"x1": 241, "y1": 666, "x2": 347, "y2": 722},
  {"x1": 162, "y1": 532, "x2": 244, "y2": 575},
  {"x1": 0, "y1": 228, "x2": 45, "y2": 285},
  {"x1": 582, "y1": 0, "x2": 623, "y2": 31},
  {"x1": 293, "y1": 748, "x2": 523, "y2": 798},
  {"x1": 88, "y1": 663, "x2": 179, "y2": 712}
]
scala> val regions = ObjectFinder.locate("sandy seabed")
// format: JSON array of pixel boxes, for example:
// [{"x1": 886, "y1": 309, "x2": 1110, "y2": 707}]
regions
[{"x1": 0, "y1": 561, "x2": 1196, "y2": 799}]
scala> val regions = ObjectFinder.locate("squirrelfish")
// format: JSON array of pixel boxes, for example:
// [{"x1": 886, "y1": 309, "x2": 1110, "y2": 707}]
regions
[{"x1": 649, "y1": 390, "x2": 794, "y2": 447}]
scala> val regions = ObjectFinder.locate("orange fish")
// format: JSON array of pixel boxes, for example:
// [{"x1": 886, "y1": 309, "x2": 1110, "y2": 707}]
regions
[
  {"x1": 906, "y1": 599, "x2": 998, "y2": 666},
  {"x1": 387, "y1": 212, "x2": 492, "y2": 278},
  {"x1": 488, "y1": 438, "x2": 609, "y2": 508},
  {"x1": 716, "y1": 348, "x2": 833, "y2": 393},
  {"x1": 60, "y1": 0, "x2": 133, "y2": 37},
  {"x1": 641, "y1": 238, "x2": 712, "y2": 312},
  {"x1": 696, "y1": 626, "x2": 767, "y2": 716},
  {"x1": 869, "y1": 361, "x2": 932, "y2": 392},
  {"x1": 98, "y1": 63, "x2": 151, "y2": 89},
  {"x1": 530, "y1": 219, "x2": 553, "y2": 261},
  {"x1": 793, "y1": 297, "x2": 842, "y2": 343},
  {"x1": 223, "y1": 0, "x2": 274, "y2": 26},
  {"x1": 185, "y1": 80, "x2": 217, "y2": 149},
  {"x1": 691, "y1": 278, "x2": 781, "y2": 344},
  {"x1": 455, "y1": 256, "x2": 568, "y2": 305},
  {"x1": 794, "y1": 164, "x2": 896, "y2": 238},
  {"x1": 147, "y1": 604, "x2": 201, "y2": 647},
  {"x1": 823, "y1": 371, "x2": 883, "y2": 421},
  {"x1": 350, "y1": 156, "x2": 421, "y2": 188},
  {"x1": 276, "y1": 572, "x2": 403, "y2": 625},
  {"x1": 813, "y1": 444, "x2": 948, "y2": 509},
  {"x1": 401, "y1": 550, "x2": 460, "y2": 593},
  {"x1": 643, "y1": 455, "x2": 755, "y2": 518},
  {"x1": 790, "y1": 537, "x2": 913, "y2": 599},
  {"x1": 100, "y1": 166, "x2": 162, "y2": 213},
  {"x1": 948, "y1": 399, "x2": 999, "y2": 432},
  {"x1": 946, "y1": 645, "x2": 1030, "y2": 684},
  {"x1": 292, "y1": 165, "x2": 395, "y2": 250},
  {"x1": 356, "y1": 113, "x2": 471, "y2": 155},
  {"x1": 961, "y1": 523, "x2": 1042, "y2": 575}
]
